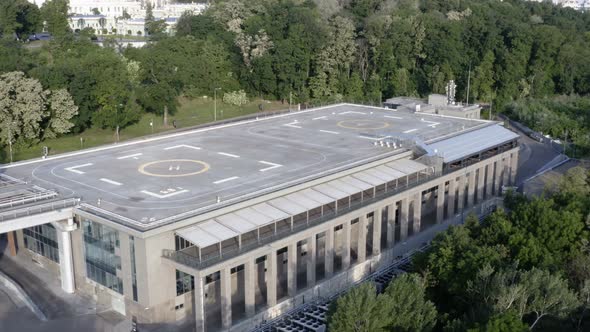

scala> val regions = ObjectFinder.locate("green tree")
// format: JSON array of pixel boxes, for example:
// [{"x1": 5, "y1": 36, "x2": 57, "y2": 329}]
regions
[
  {"x1": 41, "y1": 0, "x2": 71, "y2": 38},
  {"x1": 328, "y1": 282, "x2": 391, "y2": 332},
  {"x1": 0, "y1": 0, "x2": 41, "y2": 40},
  {"x1": 472, "y1": 311, "x2": 528, "y2": 332},
  {"x1": 384, "y1": 273, "x2": 438, "y2": 331}
]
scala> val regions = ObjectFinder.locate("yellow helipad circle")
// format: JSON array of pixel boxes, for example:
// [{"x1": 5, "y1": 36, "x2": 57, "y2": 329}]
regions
[
  {"x1": 138, "y1": 159, "x2": 210, "y2": 178},
  {"x1": 337, "y1": 120, "x2": 391, "y2": 130}
]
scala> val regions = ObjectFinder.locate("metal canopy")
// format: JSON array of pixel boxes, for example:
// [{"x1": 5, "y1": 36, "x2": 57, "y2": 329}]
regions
[
  {"x1": 251, "y1": 202, "x2": 291, "y2": 221},
  {"x1": 352, "y1": 172, "x2": 385, "y2": 186},
  {"x1": 268, "y1": 197, "x2": 308, "y2": 216},
  {"x1": 364, "y1": 168, "x2": 398, "y2": 182},
  {"x1": 299, "y1": 188, "x2": 334, "y2": 205},
  {"x1": 176, "y1": 225, "x2": 219, "y2": 248},
  {"x1": 215, "y1": 214, "x2": 256, "y2": 234},
  {"x1": 428, "y1": 124, "x2": 519, "y2": 163},
  {"x1": 386, "y1": 159, "x2": 426, "y2": 174},
  {"x1": 234, "y1": 207, "x2": 275, "y2": 226},
  {"x1": 285, "y1": 192, "x2": 322, "y2": 210},
  {"x1": 313, "y1": 183, "x2": 350, "y2": 200},
  {"x1": 199, "y1": 220, "x2": 239, "y2": 242},
  {"x1": 327, "y1": 179, "x2": 361, "y2": 195},
  {"x1": 375, "y1": 165, "x2": 407, "y2": 179},
  {"x1": 339, "y1": 176, "x2": 373, "y2": 191}
]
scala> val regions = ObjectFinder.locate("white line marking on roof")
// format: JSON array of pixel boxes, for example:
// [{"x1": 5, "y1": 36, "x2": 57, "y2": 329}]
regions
[
  {"x1": 312, "y1": 116, "x2": 327, "y2": 120},
  {"x1": 117, "y1": 153, "x2": 142, "y2": 160},
  {"x1": 283, "y1": 120, "x2": 302, "y2": 128},
  {"x1": 421, "y1": 118, "x2": 440, "y2": 127},
  {"x1": 141, "y1": 189, "x2": 189, "y2": 199},
  {"x1": 164, "y1": 144, "x2": 201, "y2": 150},
  {"x1": 403, "y1": 129, "x2": 418, "y2": 133},
  {"x1": 359, "y1": 135, "x2": 390, "y2": 141},
  {"x1": 320, "y1": 130, "x2": 339, "y2": 134},
  {"x1": 385, "y1": 115, "x2": 403, "y2": 119},
  {"x1": 100, "y1": 178, "x2": 122, "y2": 186},
  {"x1": 339, "y1": 111, "x2": 366, "y2": 115},
  {"x1": 218, "y1": 152, "x2": 240, "y2": 158},
  {"x1": 258, "y1": 161, "x2": 283, "y2": 172},
  {"x1": 213, "y1": 176, "x2": 239, "y2": 184},
  {"x1": 64, "y1": 163, "x2": 93, "y2": 174}
]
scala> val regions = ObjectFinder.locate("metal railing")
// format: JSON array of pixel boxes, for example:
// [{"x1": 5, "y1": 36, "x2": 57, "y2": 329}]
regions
[
  {"x1": 0, "y1": 198, "x2": 79, "y2": 222},
  {"x1": 163, "y1": 171, "x2": 441, "y2": 270}
]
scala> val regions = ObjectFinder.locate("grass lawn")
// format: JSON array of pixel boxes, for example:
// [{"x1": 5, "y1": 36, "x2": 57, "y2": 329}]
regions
[{"x1": 6, "y1": 97, "x2": 288, "y2": 163}]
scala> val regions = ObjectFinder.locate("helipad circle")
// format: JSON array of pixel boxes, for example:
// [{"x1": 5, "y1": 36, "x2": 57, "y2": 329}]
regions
[
  {"x1": 337, "y1": 120, "x2": 390, "y2": 130},
  {"x1": 138, "y1": 159, "x2": 210, "y2": 178}
]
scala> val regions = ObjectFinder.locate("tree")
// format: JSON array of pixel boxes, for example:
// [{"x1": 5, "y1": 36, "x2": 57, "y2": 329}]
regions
[
  {"x1": 0, "y1": 0, "x2": 41, "y2": 40},
  {"x1": 384, "y1": 273, "x2": 438, "y2": 331},
  {"x1": 41, "y1": 0, "x2": 70, "y2": 38},
  {"x1": 328, "y1": 282, "x2": 391, "y2": 332},
  {"x1": 144, "y1": 2, "x2": 166, "y2": 38},
  {"x1": 471, "y1": 311, "x2": 528, "y2": 332},
  {"x1": 222, "y1": 90, "x2": 248, "y2": 107},
  {"x1": 0, "y1": 72, "x2": 77, "y2": 144}
]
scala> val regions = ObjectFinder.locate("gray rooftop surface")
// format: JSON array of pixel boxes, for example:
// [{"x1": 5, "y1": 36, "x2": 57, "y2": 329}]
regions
[{"x1": 0, "y1": 104, "x2": 492, "y2": 230}]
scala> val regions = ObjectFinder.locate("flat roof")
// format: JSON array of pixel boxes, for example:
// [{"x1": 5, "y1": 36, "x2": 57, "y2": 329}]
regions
[{"x1": 0, "y1": 104, "x2": 495, "y2": 231}]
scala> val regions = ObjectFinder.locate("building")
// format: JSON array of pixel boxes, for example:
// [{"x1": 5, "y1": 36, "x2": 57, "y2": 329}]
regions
[{"x1": 0, "y1": 103, "x2": 519, "y2": 331}]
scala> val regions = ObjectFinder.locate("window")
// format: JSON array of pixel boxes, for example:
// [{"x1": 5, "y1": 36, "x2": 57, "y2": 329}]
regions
[
  {"x1": 23, "y1": 224, "x2": 60, "y2": 263},
  {"x1": 83, "y1": 220, "x2": 123, "y2": 294},
  {"x1": 176, "y1": 270, "x2": 194, "y2": 296},
  {"x1": 129, "y1": 236, "x2": 138, "y2": 302}
]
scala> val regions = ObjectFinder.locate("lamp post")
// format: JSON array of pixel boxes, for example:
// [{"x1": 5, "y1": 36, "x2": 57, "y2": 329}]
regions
[
  {"x1": 7, "y1": 125, "x2": 13, "y2": 163},
  {"x1": 116, "y1": 103, "x2": 123, "y2": 143},
  {"x1": 214, "y1": 87, "x2": 221, "y2": 122}
]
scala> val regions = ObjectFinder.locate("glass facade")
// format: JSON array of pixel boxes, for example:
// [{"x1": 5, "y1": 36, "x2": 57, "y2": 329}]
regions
[
  {"x1": 176, "y1": 270, "x2": 194, "y2": 296},
  {"x1": 83, "y1": 220, "x2": 123, "y2": 294},
  {"x1": 23, "y1": 224, "x2": 60, "y2": 263},
  {"x1": 129, "y1": 235, "x2": 138, "y2": 302}
]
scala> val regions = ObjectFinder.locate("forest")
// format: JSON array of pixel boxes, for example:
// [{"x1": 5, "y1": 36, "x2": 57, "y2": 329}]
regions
[
  {"x1": 0, "y1": 0, "x2": 589, "y2": 153},
  {"x1": 328, "y1": 167, "x2": 590, "y2": 331}
]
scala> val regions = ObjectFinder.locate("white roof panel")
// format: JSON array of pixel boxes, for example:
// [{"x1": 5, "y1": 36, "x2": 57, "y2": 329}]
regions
[
  {"x1": 364, "y1": 168, "x2": 398, "y2": 182},
  {"x1": 285, "y1": 192, "x2": 322, "y2": 210},
  {"x1": 199, "y1": 220, "x2": 239, "y2": 241},
  {"x1": 428, "y1": 124, "x2": 518, "y2": 163},
  {"x1": 300, "y1": 188, "x2": 334, "y2": 205},
  {"x1": 251, "y1": 203, "x2": 291, "y2": 221},
  {"x1": 328, "y1": 179, "x2": 361, "y2": 195},
  {"x1": 269, "y1": 197, "x2": 308, "y2": 215},
  {"x1": 339, "y1": 176, "x2": 373, "y2": 191},
  {"x1": 234, "y1": 208, "x2": 274, "y2": 226},
  {"x1": 352, "y1": 172, "x2": 385, "y2": 186},
  {"x1": 313, "y1": 183, "x2": 350, "y2": 200},
  {"x1": 176, "y1": 225, "x2": 219, "y2": 248},
  {"x1": 215, "y1": 214, "x2": 256, "y2": 233},
  {"x1": 375, "y1": 165, "x2": 406, "y2": 179}
]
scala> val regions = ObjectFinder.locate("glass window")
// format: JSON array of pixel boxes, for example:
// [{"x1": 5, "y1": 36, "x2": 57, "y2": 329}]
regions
[
  {"x1": 83, "y1": 220, "x2": 123, "y2": 294},
  {"x1": 130, "y1": 235, "x2": 138, "y2": 302},
  {"x1": 176, "y1": 270, "x2": 194, "y2": 296},
  {"x1": 23, "y1": 224, "x2": 60, "y2": 263}
]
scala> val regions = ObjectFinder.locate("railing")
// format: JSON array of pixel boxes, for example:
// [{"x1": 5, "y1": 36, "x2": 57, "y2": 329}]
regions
[
  {"x1": 0, "y1": 198, "x2": 79, "y2": 222},
  {"x1": 163, "y1": 171, "x2": 442, "y2": 270}
]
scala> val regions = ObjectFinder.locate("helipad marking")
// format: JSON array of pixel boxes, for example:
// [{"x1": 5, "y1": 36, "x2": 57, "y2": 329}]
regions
[
  {"x1": 320, "y1": 130, "x2": 339, "y2": 135},
  {"x1": 64, "y1": 163, "x2": 93, "y2": 174},
  {"x1": 312, "y1": 116, "x2": 327, "y2": 120},
  {"x1": 141, "y1": 189, "x2": 188, "y2": 199},
  {"x1": 359, "y1": 135, "x2": 390, "y2": 141},
  {"x1": 385, "y1": 115, "x2": 403, "y2": 119},
  {"x1": 218, "y1": 152, "x2": 240, "y2": 158},
  {"x1": 117, "y1": 153, "x2": 142, "y2": 160},
  {"x1": 283, "y1": 121, "x2": 302, "y2": 128},
  {"x1": 403, "y1": 129, "x2": 418, "y2": 134},
  {"x1": 258, "y1": 161, "x2": 282, "y2": 172},
  {"x1": 421, "y1": 119, "x2": 440, "y2": 127},
  {"x1": 164, "y1": 144, "x2": 201, "y2": 151},
  {"x1": 213, "y1": 176, "x2": 239, "y2": 184},
  {"x1": 339, "y1": 111, "x2": 366, "y2": 115},
  {"x1": 100, "y1": 178, "x2": 122, "y2": 186}
]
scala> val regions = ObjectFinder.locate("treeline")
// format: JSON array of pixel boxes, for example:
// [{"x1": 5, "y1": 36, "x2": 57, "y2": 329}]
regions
[
  {"x1": 328, "y1": 167, "x2": 590, "y2": 331},
  {"x1": 1, "y1": 0, "x2": 589, "y2": 146}
]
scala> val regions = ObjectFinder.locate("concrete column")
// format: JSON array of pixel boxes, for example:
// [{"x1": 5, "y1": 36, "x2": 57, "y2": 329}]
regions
[
  {"x1": 325, "y1": 227, "x2": 334, "y2": 278},
  {"x1": 467, "y1": 171, "x2": 476, "y2": 208},
  {"x1": 476, "y1": 167, "x2": 485, "y2": 203},
  {"x1": 386, "y1": 203, "x2": 395, "y2": 248},
  {"x1": 412, "y1": 193, "x2": 421, "y2": 234},
  {"x1": 342, "y1": 221, "x2": 351, "y2": 269},
  {"x1": 493, "y1": 160, "x2": 501, "y2": 195},
  {"x1": 220, "y1": 267, "x2": 232, "y2": 329},
  {"x1": 510, "y1": 152, "x2": 518, "y2": 185},
  {"x1": 372, "y1": 208, "x2": 382, "y2": 256},
  {"x1": 306, "y1": 236, "x2": 316, "y2": 286},
  {"x1": 194, "y1": 272, "x2": 205, "y2": 332},
  {"x1": 7, "y1": 231, "x2": 17, "y2": 256},
  {"x1": 267, "y1": 250, "x2": 277, "y2": 307},
  {"x1": 447, "y1": 178, "x2": 456, "y2": 217},
  {"x1": 503, "y1": 156, "x2": 510, "y2": 188},
  {"x1": 56, "y1": 219, "x2": 76, "y2": 294},
  {"x1": 357, "y1": 214, "x2": 367, "y2": 262},
  {"x1": 399, "y1": 198, "x2": 409, "y2": 241},
  {"x1": 457, "y1": 175, "x2": 466, "y2": 212},
  {"x1": 436, "y1": 183, "x2": 445, "y2": 223},
  {"x1": 485, "y1": 162, "x2": 494, "y2": 198},
  {"x1": 288, "y1": 243, "x2": 297, "y2": 296},
  {"x1": 244, "y1": 259, "x2": 255, "y2": 317}
]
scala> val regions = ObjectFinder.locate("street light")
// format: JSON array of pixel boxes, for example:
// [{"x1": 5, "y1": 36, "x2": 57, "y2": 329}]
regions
[
  {"x1": 214, "y1": 87, "x2": 221, "y2": 122},
  {"x1": 116, "y1": 103, "x2": 123, "y2": 143}
]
